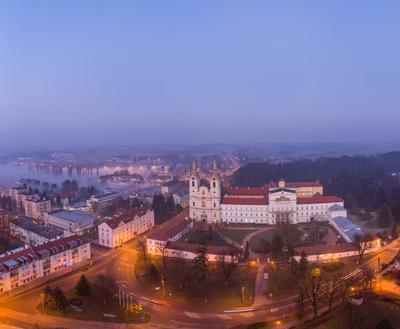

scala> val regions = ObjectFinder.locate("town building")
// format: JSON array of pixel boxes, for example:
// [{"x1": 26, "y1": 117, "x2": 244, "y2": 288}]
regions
[
  {"x1": 0, "y1": 235, "x2": 91, "y2": 293},
  {"x1": 164, "y1": 241, "x2": 238, "y2": 262},
  {"x1": 146, "y1": 209, "x2": 236, "y2": 262},
  {"x1": 9, "y1": 186, "x2": 28, "y2": 209},
  {"x1": 10, "y1": 217, "x2": 63, "y2": 246},
  {"x1": 24, "y1": 196, "x2": 51, "y2": 221},
  {"x1": 87, "y1": 191, "x2": 129, "y2": 211},
  {"x1": 146, "y1": 209, "x2": 194, "y2": 255},
  {"x1": 98, "y1": 207, "x2": 154, "y2": 248},
  {"x1": 294, "y1": 239, "x2": 381, "y2": 263},
  {"x1": 269, "y1": 179, "x2": 323, "y2": 197},
  {"x1": 44, "y1": 210, "x2": 95, "y2": 234}
]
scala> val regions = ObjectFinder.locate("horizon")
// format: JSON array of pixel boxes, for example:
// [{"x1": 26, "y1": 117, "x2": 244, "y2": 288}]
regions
[{"x1": 1, "y1": 1, "x2": 400, "y2": 149}]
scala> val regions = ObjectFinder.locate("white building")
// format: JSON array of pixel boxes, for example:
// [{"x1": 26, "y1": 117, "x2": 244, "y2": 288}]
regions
[
  {"x1": 87, "y1": 191, "x2": 129, "y2": 211},
  {"x1": 9, "y1": 186, "x2": 28, "y2": 209},
  {"x1": 0, "y1": 235, "x2": 91, "y2": 293},
  {"x1": 219, "y1": 180, "x2": 344, "y2": 225},
  {"x1": 189, "y1": 160, "x2": 221, "y2": 223},
  {"x1": 98, "y1": 207, "x2": 154, "y2": 248},
  {"x1": 294, "y1": 239, "x2": 381, "y2": 263},
  {"x1": 220, "y1": 186, "x2": 269, "y2": 224},
  {"x1": 24, "y1": 196, "x2": 51, "y2": 221},
  {"x1": 44, "y1": 210, "x2": 95, "y2": 234},
  {"x1": 10, "y1": 217, "x2": 63, "y2": 246}
]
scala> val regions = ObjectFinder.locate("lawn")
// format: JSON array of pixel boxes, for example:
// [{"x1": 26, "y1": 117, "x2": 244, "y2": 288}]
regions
[
  {"x1": 266, "y1": 264, "x2": 298, "y2": 300},
  {"x1": 40, "y1": 284, "x2": 149, "y2": 323},
  {"x1": 219, "y1": 229, "x2": 257, "y2": 244},
  {"x1": 249, "y1": 226, "x2": 303, "y2": 252},
  {"x1": 186, "y1": 229, "x2": 230, "y2": 246},
  {"x1": 135, "y1": 257, "x2": 257, "y2": 307}
]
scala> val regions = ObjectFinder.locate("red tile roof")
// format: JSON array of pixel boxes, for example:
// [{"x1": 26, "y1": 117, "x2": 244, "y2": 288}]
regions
[
  {"x1": 295, "y1": 243, "x2": 357, "y2": 255},
  {"x1": 167, "y1": 241, "x2": 237, "y2": 255},
  {"x1": 226, "y1": 186, "x2": 268, "y2": 196},
  {"x1": 297, "y1": 195, "x2": 343, "y2": 204},
  {"x1": 105, "y1": 206, "x2": 152, "y2": 229},
  {"x1": 0, "y1": 235, "x2": 90, "y2": 272},
  {"x1": 221, "y1": 196, "x2": 269, "y2": 205},
  {"x1": 147, "y1": 208, "x2": 192, "y2": 241}
]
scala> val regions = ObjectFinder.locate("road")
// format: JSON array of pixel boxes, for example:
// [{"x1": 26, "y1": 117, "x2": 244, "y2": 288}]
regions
[{"x1": 0, "y1": 238, "x2": 399, "y2": 329}]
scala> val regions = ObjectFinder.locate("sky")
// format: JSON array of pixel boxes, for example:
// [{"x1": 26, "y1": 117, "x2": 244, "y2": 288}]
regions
[{"x1": 1, "y1": 1, "x2": 400, "y2": 150}]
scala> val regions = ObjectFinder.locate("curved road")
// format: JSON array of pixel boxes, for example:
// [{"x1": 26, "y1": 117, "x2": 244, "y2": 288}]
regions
[{"x1": 1, "y1": 238, "x2": 399, "y2": 329}]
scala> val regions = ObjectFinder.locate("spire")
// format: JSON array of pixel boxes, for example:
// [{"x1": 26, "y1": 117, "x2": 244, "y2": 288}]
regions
[
  {"x1": 212, "y1": 159, "x2": 217, "y2": 171},
  {"x1": 191, "y1": 159, "x2": 197, "y2": 171},
  {"x1": 211, "y1": 159, "x2": 218, "y2": 177},
  {"x1": 190, "y1": 158, "x2": 198, "y2": 176}
]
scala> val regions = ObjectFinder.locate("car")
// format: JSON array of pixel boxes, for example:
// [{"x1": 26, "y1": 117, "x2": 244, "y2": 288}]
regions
[{"x1": 153, "y1": 286, "x2": 161, "y2": 292}]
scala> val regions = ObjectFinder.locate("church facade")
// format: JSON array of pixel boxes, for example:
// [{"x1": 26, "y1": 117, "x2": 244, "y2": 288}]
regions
[
  {"x1": 189, "y1": 162, "x2": 344, "y2": 225},
  {"x1": 189, "y1": 160, "x2": 221, "y2": 223}
]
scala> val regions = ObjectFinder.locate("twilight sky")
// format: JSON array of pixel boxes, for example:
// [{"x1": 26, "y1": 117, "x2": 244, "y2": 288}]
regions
[{"x1": 1, "y1": 1, "x2": 400, "y2": 149}]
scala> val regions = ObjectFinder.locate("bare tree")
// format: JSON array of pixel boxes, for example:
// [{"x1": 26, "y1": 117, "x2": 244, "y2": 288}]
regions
[
  {"x1": 361, "y1": 268, "x2": 375, "y2": 294},
  {"x1": 353, "y1": 234, "x2": 372, "y2": 263},
  {"x1": 136, "y1": 238, "x2": 148, "y2": 268},
  {"x1": 298, "y1": 269, "x2": 324, "y2": 319},
  {"x1": 173, "y1": 247, "x2": 185, "y2": 289},
  {"x1": 322, "y1": 273, "x2": 344, "y2": 311},
  {"x1": 218, "y1": 249, "x2": 239, "y2": 285},
  {"x1": 157, "y1": 244, "x2": 169, "y2": 296}
]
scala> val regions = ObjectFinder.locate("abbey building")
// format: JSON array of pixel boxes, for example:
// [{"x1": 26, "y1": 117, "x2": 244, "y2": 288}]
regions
[{"x1": 189, "y1": 162, "x2": 344, "y2": 225}]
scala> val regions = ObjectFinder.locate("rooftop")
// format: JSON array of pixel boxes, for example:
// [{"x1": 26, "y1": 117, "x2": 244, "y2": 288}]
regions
[
  {"x1": 147, "y1": 208, "x2": 192, "y2": 241},
  {"x1": 221, "y1": 196, "x2": 268, "y2": 205},
  {"x1": 0, "y1": 235, "x2": 90, "y2": 273},
  {"x1": 11, "y1": 217, "x2": 62, "y2": 239},
  {"x1": 295, "y1": 242, "x2": 357, "y2": 256},
  {"x1": 48, "y1": 210, "x2": 95, "y2": 223},
  {"x1": 329, "y1": 204, "x2": 346, "y2": 212},
  {"x1": 103, "y1": 206, "x2": 152, "y2": 229},
  {"x1": 297, "y1": 195, "x2": 343, "y2": 204},
  {"x1": 332, "y1": 216, "x2": 364, "y2": 242},
  {"x1": 226, "y1": 186, "x2": 268, "y2": 196},
  {"x1": 91, "y1": 191, "x2": 121, "y2": 200},
  {"x1": 167, "y1": 241, "x2": 237, "y2": 255}
]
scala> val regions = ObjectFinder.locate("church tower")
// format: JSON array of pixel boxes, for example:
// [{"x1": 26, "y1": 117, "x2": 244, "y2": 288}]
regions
[
  {"x1": 189, "y1": 160, "x2": 221, "y2": 223},
  {"x1": 209, "y1": 160, "x2": 221, "y2": 222}
]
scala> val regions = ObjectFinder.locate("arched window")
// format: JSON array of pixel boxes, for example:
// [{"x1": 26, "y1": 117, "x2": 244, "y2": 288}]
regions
[{"x1": 201, "y1": 200, "x2": 206, "y2": 208}]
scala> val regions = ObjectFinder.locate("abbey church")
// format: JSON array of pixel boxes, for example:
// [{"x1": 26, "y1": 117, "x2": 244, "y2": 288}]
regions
[{"x1": 189, "y1": 161, "x2": 345, "y2": 225}]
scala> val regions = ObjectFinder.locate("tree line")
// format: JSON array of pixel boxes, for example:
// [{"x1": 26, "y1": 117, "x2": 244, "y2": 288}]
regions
[{"x1": 233, "y1": 152, "x2": 400, "y2": 221}]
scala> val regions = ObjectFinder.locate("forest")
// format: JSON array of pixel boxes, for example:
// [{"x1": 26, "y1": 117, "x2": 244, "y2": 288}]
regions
[{"x1": 232, "y1": 152, "x2": 400, "y2": 220}]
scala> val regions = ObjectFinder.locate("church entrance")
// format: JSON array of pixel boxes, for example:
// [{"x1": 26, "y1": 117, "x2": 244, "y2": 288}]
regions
[{"x1": 201, "y1": 212, "x2": 208, "y2": 222}]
